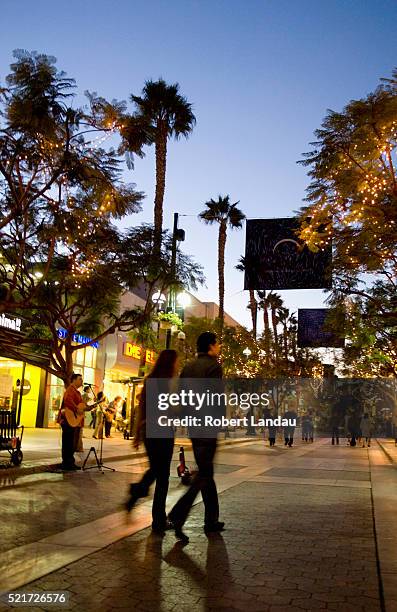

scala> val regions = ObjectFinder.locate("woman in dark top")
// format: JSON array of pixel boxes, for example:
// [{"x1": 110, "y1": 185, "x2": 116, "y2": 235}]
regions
[{"x1": 125, "y1": 349, "x2": 177, "y2": 534}]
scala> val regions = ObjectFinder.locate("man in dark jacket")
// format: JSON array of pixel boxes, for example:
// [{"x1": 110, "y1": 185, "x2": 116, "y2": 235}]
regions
[{"x1": 168, "y1": 331, "x2": 225, "y2": 542}]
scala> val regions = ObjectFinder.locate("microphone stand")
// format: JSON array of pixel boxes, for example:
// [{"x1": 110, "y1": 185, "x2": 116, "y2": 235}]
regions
[{"x1": 82, "y1": 385, "x2": 115, "y2": 474}]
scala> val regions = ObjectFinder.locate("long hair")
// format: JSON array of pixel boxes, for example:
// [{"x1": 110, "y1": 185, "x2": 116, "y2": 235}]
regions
[{"x1": 148, "y1": 349, "x2": 178, "y2": 379}]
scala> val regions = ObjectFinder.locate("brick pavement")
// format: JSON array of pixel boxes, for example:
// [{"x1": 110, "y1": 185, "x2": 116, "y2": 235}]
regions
[{"x1": 2, "y1": 439, "x2": 394, "y2": 612}]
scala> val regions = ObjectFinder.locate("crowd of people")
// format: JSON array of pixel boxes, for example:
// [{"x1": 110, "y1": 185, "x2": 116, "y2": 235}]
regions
[{"x1": 57, "y1": 334, "x2": 396, "y2": 543}]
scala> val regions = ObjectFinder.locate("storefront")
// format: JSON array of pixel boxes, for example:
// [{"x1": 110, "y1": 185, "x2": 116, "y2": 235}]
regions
[
  {"x1": 46, "y1": 330, "x2": 100, "y2": 427},
  {"x1": 0, "y1": 313, "x2": 47, "y2": 427},
  {"x1": 102, "y1": 333, "x2": 157, "y2": 431}
]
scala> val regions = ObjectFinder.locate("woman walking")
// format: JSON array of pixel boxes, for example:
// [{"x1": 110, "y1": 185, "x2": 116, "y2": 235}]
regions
[
  {"x1": 104, "y1": 396, "x2": 122, "y2": 438},
  {"x1": 125, "y1": 349, "x2": 177, "y2": 535},
  {"x1": 360, "y1": 413, "x2": 372, "y2": 447}
]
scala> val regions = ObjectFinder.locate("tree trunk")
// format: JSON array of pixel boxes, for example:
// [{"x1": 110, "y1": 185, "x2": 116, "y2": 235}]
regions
[
  {"x1": 249, "y1": 290, "x2": 257, "y2": 339},
  {"x1": 283, "y1": 325, "x2": 288, "y2": 360},
  {"x1": 153, "y1": 127, "x2": 167, "y2": 257},
  {"x1": 218, "y1": 221, "x2": 227, "y2": 335},
  {"x1": 64, "y1": 339, "x2": 75, "y2": 387},
  {"x1": 271, "y1": 309, "x2": 279, "y2": 362},
  {"x1": 263, "y1": 296, "x2": 271, "y2": 366}
]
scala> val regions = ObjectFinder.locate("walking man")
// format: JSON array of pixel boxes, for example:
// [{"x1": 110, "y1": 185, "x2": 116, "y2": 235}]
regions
[{"x1": 168, "y1": 332, "x2": 225, "y2": 543}]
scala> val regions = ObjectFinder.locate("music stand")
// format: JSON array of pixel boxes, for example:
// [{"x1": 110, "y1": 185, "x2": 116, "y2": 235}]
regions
[{"x1": 82, "y1": 390, "x2": 115, "y2": 474}]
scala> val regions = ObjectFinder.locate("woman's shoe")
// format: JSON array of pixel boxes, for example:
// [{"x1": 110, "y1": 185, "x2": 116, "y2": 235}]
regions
[
  {"x1": 125, "y1": 484, "x2": 140, "y2": 513},
  {"x1": 174, "y1": 526, "x2": 189, "y2": 543}
]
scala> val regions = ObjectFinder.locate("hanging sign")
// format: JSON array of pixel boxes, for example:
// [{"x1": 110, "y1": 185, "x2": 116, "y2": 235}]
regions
[{"x1": 244, "y1": 218, "x2": 332, "y2": 290}]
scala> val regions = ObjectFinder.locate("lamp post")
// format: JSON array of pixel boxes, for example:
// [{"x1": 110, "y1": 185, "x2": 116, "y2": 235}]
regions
[
  {"x1": 165, "y1": 213, "x2": 186, "y2": 348},
  {"x1": 152, "y1": 291, "x2": 166, "y2": 339},
  {"x1": 168, "y1": 213, "x2": 185, "y2": 313}
]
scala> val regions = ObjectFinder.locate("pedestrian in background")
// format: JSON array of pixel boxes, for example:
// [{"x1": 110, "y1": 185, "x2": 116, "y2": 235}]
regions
[
  {"x1": 360, "y1": 413, "x2": 372, "y2": 447},
  {"x1": 105, "y1": 396, "x2": 122, "y2": 438},
  {"x1": 268, "y1": 410, "x2": 277, "y2": 447},
  {"x1": 348, "y1": 411, "x2": 360, "y2": 447},
  {"x1": 301, "y1": 411, "x2": 314, "y2": 443},
  {"x1": 93, "y1": 391, "x2": 106, "y2": 439},
  {"x1": 284, "y1": 408, "x2": 297, "y2": 447}
]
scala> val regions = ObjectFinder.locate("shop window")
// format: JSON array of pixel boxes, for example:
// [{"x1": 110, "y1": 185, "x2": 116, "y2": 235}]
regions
[
  {"x1": 0, "y1": 358, "x2": 41, "y2": 427},
  {"x1": 83, "y1": 367, "x2": 95, "y2": 385},
  {"x1": 0, "y1": 358, "x2": 23, "y2": 410},
  {"x1": 85, "y1": 346, "x2": 97, "y2": 369},
  {"x1": 74, "y1": 348, "x2": 84, "y2": 366},
  {"x1": 46, "y1": 346, "x2": 98, "y2": 426}
]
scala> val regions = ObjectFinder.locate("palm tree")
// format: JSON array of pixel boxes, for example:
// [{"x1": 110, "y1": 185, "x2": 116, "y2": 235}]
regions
[
  {"x1": 236, "y1": 256, "x2": 257, "y2": 339},
  {"x1": 288, "y1": 314, "x2": 298, "y2": 361},
  {"x1": 257, "y1": 290, "x2": 271, "y2": 365},
  {"x1": 266, "y1": 292, "x2": 283, "y2": 361},
  {"x1": 277, "y1": 306, "x2": 290, "y2": 360},
  {"x1": 199, "y1": 196, "x2": 245, "y2": 333},
  {"x1": 128, "y1": 79, "x2": 196, "y2": 255}
]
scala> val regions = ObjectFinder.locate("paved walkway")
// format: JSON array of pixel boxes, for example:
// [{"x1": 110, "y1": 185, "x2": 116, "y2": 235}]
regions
[
  {"x1": 0, "y1": 427, "x2": 249, "y2": 477},
  {"x1": 1, "y1": 437, "x2": 396, "y2": 611}
]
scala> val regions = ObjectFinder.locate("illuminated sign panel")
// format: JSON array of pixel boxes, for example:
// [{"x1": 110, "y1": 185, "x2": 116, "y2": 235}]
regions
[
  {"x1": 0, "y1": 313, "x2": 22, "y2": 332},
  {"x1": 57, "y1": 328, "x2": 99, "y2": 349},
  {"x1": 123, "y1": 343, "x2": 157, "y2": 365}
]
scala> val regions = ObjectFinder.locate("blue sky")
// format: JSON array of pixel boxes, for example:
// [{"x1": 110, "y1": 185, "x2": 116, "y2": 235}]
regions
[{"x1": 1, "y1": 0, "x2": 397, "y2": 329}]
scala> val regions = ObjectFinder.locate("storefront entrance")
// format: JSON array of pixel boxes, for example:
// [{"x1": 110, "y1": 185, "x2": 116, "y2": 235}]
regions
[{"x1": 0, "y1": 356, "x2": 44, "y2": 427}]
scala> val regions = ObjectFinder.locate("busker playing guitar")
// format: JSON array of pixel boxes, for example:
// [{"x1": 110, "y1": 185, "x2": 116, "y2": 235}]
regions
[{"x1": 58, "y1": 373, "x2": 104, "y2": 471}]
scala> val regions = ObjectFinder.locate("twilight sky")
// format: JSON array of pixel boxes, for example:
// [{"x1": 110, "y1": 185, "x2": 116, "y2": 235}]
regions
[{"x1": 1, "y1": 0, "x2": 397, "y2": 330}]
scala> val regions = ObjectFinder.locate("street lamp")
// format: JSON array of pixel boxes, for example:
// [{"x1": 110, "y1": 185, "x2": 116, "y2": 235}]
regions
[
  {"x1": 243, "y1": 347, "x2": 252, "y2": 359},
  {"x1": 152, "y1": 291, "x2": 166, "y2": 307},
  {"x1": 177, "y1": 292, "x2": 191, "y2": 309},
  {"x1": 152, "y1": 292, "x2": 166, "y2": 339}
]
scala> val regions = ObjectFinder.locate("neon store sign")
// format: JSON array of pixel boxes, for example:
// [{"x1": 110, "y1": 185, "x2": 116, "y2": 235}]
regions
[
  {"x1": 0, "y1": 313, "x2": 22, "y2": 332},
  {"x1": 57, "y1": 328, "x2": 99, "y2": 349},
  {"x1": 123, "y1": 343, "x2": 157, "y2": 365}
]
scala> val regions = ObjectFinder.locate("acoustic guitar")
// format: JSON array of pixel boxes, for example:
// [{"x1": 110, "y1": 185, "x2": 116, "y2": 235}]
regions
[{"x1": 64, "y1": 398, "x2": 106, "y2": 428}]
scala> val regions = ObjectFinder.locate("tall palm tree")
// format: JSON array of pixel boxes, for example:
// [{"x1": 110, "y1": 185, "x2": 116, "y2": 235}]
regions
[
  {"x1": 199, "y1": 196, "x2": 245, "y2": 333},
  {"x1": 277, "y1": 306, "x2": 290, "y2": 361},
  {"x1": 127, "y1": 79, "x2": 196, "y2": 255},
  {"x1": 256, "y1": 290, "x2": 271, "y2": 365},
  {"x1": 266, "y1": 292, "x2": 283, "y2": 361},
  {"x1": 236, "y1": 256, "x2": 257, "y2": 339},
  {"x1": 288, "y1": 314, "x2": 298, "y2": 361}
]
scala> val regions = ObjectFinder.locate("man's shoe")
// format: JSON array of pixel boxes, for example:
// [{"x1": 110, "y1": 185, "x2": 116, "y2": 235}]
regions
[
  {"x1": 204, "y1": 521, "x2": 225, "y2": 534},
  {"x1": 60, "y1": 464, "x2": 72, "y2": 471}
]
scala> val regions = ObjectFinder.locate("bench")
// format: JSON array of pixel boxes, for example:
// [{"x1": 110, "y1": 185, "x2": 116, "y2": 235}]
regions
[{"x1": 0, "y1": 410, "x2": 24, "y2": 466}]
